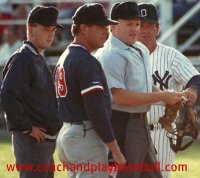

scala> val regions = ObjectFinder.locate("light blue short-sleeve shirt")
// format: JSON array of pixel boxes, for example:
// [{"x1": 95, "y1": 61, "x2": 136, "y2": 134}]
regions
[{"x1": 95, "y1": 34, "x2": 152, "y2": 113}]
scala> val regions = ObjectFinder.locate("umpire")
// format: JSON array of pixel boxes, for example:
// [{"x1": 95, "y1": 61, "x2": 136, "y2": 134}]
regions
[
  {"x1": 96, "y1": 1, "x2": 183, "y2": 178},
  {"x1": 1, "y1": 5, "x2": 63, "y2": 178}
]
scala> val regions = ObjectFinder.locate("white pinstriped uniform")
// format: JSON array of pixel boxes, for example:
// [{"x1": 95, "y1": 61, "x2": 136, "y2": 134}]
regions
[{"x1": 147, "y1": 42, "x2": 199, "y2": 178}]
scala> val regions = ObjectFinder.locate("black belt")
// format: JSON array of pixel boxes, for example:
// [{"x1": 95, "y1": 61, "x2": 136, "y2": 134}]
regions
[
  {"x1": 150, "y1": 124, "x2": 154, "y2": 130},
  {"x1": 149, "y1": 124, "x2": 164, "y2": 130},
  {"x1": 129, "y1": 112, "x2": 146, "y2": 119},
  {"x1": 46, "y1": 138, "x2": 56, "y2": 142}
]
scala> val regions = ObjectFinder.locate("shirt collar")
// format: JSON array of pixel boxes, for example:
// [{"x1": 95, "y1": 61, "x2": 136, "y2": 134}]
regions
[
  {"x1": 69, "y1": 43, "x2": 88, "y2": 51},
  {"x1": 23, "y1": 41, "x2": 40, "y2": 55},
  {"x1": 109, "y1": 34, "x2": 131, "y2": 50}
]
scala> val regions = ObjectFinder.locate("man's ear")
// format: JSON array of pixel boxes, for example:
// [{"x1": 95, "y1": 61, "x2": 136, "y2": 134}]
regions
[
  {"x1": 27, "y1": 25, "x2": 33, "y2": 38},
  {"x1": 110, "y1": 24, "x2": 117, "y2": 34},
  {"x1": 27, "y1": 25, "x2": 31, "y2": 32},
  {"x1": 157, "y1": 24, "x2": 160, "y2": 37},
  {"x1": 80, "y1": 24, "x2": 88, "y2": 36}
]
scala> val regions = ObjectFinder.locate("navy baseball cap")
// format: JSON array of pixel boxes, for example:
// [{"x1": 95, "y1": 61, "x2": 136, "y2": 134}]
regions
[
  {"x1": 110, "y1": 1, "x2": 141, "y2": 21},
  {"x1": 72, "y1": 3, "x2": 118, "y2": 26},
  {"x1": 138, "y1": 3, "x2": 159, "y2": 24},
  {"x1": 27, "y1": 5, "x2": 64, "y2": 29}
]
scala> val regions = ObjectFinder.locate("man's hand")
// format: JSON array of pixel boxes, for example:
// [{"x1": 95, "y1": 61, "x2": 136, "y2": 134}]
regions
[
  {"x1": 29, "y1": 126, "x2": 46, "y2": 142},
  {"x1": 112, "y1": 149, "x2": 126, "y2": 166},
  {"x1": 107, "y1": 140, "x2": 126, "y2": 165},
  {"x1": 161, "y1": 91, "x2": 183, "y2": 105},
  {"x1": 182, "y1": 87, "x2": 197, "y2": 105}
]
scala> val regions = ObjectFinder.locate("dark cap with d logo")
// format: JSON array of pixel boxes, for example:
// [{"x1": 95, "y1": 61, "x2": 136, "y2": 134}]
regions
[{"x1": 138, "y1": 3, "x2": 159, "y2": 24}]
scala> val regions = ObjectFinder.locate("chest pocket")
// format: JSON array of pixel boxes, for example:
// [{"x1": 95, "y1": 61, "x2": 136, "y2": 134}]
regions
[{"x1": 32, "y1": 59, "x2": 48, "y2": 90}]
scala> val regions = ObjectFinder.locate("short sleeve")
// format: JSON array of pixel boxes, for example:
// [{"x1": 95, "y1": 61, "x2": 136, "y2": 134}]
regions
[{"x1": 99, "y1": 52, "x2": 126, "y2": 89}]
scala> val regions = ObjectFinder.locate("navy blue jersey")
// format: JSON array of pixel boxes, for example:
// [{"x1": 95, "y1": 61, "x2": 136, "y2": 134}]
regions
[{"x1": 55, "y1": 44, "x2": 114, "y2": 143}]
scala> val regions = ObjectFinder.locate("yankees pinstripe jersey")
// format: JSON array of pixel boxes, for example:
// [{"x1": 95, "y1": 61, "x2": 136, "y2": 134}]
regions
[{"x1": 147, "y1": 42, "x2": 199, "y2": 125}]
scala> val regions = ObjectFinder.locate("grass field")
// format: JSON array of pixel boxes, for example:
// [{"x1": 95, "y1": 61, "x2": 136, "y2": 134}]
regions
[{"x1": 1, "y1": 134, "x2": 200, "y2": 178}]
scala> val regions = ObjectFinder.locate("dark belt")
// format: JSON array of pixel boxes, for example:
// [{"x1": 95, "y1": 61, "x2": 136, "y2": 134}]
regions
[
  {"x1": 129, "y1": 112, "x2": 146, "y2": 119},
  {"x1": 66, "y1": 121, "x2": 84, "y2": 125},
  {"x1": 149, "y1": 124, "x2": 154, "y2": 130},
  {"x1": 149, "y1": 124, "x2": 164, "y2": 130},
  {"x1": 45, "y1": 138, "x2": 56, "y2": 142}
]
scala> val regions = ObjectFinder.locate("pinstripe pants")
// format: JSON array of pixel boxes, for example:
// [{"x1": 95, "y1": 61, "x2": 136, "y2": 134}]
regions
[{"x1": 150, "y1": 123, "x2": 176, "y2": 178}]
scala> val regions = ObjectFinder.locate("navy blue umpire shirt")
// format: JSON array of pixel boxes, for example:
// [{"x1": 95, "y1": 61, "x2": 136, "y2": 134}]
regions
[{"x1": 1, "y1": 41, "x2": 61, "y2": 136}]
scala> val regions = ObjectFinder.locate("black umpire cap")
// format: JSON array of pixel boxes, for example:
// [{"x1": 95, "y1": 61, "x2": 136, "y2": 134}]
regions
[
  {"x1": 110, "y1": 1, "x2": 141, "y2": 20},
  {"x1": 138, "y1": 3, "x2": 159, "y2": 24},
  {"x1": 27, "y1": 5, "x2": 64, "y2": 29},
  {"x1": 72, "y1": 3, "x2": 118, "y2": 26}
]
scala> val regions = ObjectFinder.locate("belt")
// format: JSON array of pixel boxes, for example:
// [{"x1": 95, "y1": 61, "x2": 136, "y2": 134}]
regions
[
  {"x1": 149, "y1": 124, "x2": 154, "y2": 130},
  {"x1": 63, "y1": 121, "x2": 93, "y2": 136},
  {"x1": 129, "y1": 112, "x2": 146, "y2": 119},
  {"x1": 64, "y1": 121, "x2": 91, "y2": 125},
  {"x1": 149, "y1": 123, "x2": 164, "y2": 130}
]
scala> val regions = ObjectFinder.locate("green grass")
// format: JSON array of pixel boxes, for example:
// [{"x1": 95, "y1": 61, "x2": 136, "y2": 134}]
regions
[
  {"x1": 171, "y1": 141, "x2": 200, "y2": 178},
  {"x1": 1, "y1": 135, "x2": 200, "y2": 178}
]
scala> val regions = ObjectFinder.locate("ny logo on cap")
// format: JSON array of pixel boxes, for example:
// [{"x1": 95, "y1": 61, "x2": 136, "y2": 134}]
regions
[{"x1": 141, "y1": 9, "x2": 147, "y2": 17}]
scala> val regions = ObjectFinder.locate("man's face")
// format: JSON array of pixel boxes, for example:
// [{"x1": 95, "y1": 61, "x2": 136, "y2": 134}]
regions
[
  {"x1": 85, "y1": 24, "x2": 109, "y2": 51},
  {"x1": 112, "y1": 18, "x2": 140, "y2": 45},
  {"x1": 138, "y1": 21, "x2": 159, "y2": 49},
  {"x1": 4, "y1": 29, "x2": 18, "y2": 46},
  {"x1": 28, "y1": 24, "x2": 57, "y2": 52}
]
